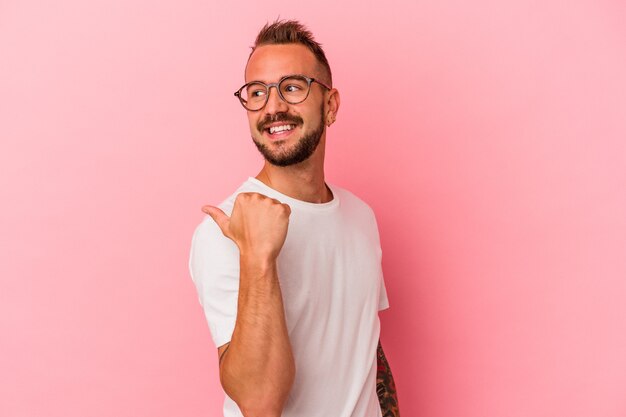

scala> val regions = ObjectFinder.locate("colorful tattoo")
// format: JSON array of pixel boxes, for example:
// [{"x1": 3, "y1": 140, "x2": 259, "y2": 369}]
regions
[{"x1": 376, "y1": 340, "x2": 400, "y2": 416}]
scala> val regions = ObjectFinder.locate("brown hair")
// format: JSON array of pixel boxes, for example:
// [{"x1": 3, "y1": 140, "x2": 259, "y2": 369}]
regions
[{"x1": 247, "y1": 19, "x2": 333, "y2": 87}]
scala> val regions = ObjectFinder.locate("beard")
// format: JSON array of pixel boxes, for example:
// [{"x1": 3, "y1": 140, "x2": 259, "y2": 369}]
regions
[{"x1": 251, "y1": 104, "x2": 325, "y2": 167}]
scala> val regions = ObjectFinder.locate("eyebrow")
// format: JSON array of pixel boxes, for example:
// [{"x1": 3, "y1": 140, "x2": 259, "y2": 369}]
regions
[{"x1": 246, "y1": 74, "x2": 307, "y2": 84}]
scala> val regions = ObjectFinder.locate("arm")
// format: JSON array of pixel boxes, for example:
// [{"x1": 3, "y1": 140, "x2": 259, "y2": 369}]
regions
[
  {"x1": 204, "y1": 193, "x2": 295, "y2": 417},
  {"x1": 376, "y1": 340, "x2": 400, "y2": 417}
]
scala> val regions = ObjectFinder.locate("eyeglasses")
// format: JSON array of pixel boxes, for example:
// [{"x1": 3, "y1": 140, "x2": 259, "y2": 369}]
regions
[{"x1": 234, "y1": 74, "x2": 331, "y2": 111}]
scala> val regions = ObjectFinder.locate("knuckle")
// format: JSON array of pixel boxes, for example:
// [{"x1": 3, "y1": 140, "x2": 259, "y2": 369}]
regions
[{"x1": 234, "y1": 193, "x2": 246, "y2": 203}]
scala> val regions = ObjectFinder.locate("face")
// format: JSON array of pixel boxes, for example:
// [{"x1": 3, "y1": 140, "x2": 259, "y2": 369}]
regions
[{"x1": 243, "y1": 44, "x2": 330, "y2": 167}]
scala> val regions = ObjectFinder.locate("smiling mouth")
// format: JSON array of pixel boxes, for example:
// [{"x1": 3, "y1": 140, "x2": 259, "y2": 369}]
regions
[{"x1": 265, "y1": 124, "x2": 297, "y2": 134}]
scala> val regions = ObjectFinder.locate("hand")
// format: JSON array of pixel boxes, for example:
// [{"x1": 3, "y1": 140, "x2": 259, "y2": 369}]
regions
[{"x1": 202, "y1": 192, "x2": 291, "y2": 261}]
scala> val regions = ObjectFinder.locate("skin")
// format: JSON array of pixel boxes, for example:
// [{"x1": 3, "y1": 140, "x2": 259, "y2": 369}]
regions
[
  {"x1": 202, "y1": 43, "x2": 399, "y2": 416},
  {"x1": 377, "y1": 341, "x2": 401, "y2": 416},
  {"x1": 245, "y1": 43, "x2": 340, "y2": 202},
  {"x1": 206, "y1": 192, "x2": 293, "y2": 417}
]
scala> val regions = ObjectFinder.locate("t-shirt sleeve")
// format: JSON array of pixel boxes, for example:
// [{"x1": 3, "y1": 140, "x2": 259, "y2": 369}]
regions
[
  {"x1": 370, "y1": 209, "x2": 390, "y2": 312},
  {"x1": 188, "y1": 214, "x2": 240, "y2": 348},
  {"x1": 378, "y1": 272, "x2": 390, "y2": 311}
]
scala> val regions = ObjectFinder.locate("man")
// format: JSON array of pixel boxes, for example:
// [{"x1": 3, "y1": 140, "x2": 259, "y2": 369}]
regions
[{"x1": 189, "y1": 19, "x2": 399, "y2": 417}]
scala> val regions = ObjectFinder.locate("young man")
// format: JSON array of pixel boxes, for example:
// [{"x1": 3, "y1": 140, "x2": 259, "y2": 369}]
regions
[{"x1": 189, "y1": 19, "x2": 399, "y2": 417}]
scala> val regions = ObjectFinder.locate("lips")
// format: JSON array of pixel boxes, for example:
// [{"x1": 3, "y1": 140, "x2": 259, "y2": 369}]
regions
[{"x1": 263, "y1": 122, "x2": 299, "y2": 140}]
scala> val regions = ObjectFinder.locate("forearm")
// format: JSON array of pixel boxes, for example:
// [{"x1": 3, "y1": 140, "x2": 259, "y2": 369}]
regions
[
  {"x1": 220, "y1": 255, "x2": 295, "y2": 416},
  {"x1": 376, "y1": 341, "x2": 400, "y2": 417}
]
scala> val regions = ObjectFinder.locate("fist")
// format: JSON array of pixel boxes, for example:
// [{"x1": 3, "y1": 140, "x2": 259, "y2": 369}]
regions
[{"x1": 202, "y1": 192, "x2": 291, "y2": 261}]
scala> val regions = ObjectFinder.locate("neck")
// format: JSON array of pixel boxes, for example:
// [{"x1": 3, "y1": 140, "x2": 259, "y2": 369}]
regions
[{"x1": 255, "y1": 139, "x2": 332, "y2": 204}]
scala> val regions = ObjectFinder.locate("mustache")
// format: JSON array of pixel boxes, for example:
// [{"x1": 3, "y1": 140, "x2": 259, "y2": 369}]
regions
[{"x1": 258, "y1": 112, "x2": 303, "y2": 131}]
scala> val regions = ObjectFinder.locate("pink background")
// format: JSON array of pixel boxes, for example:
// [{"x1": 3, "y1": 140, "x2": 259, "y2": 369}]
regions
[{"x1": 1, "y1": 1, "x2": 625, "y2": 416}]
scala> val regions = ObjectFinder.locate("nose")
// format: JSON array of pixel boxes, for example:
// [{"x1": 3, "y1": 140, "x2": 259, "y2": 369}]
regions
[{"x1": 264, "y1": 85, "x2": 289, "y2": 114}]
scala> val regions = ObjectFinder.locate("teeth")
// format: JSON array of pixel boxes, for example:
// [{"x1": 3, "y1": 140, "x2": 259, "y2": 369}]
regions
[{"x1": 269, "y1": 124, "x2": 294, "y2": 134}]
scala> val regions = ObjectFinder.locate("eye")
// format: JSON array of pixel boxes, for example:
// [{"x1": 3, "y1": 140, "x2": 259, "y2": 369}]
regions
[
  {"x1": 280, "y1": 76, "x2": 308, "y2": 95},
  {"x1": 284, "y1": 84, "x2": 301, "y2": 93}
]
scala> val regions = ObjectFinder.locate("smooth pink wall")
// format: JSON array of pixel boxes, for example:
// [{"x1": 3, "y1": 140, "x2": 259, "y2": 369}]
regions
[{"x1": 1, "y1": 1, "x2": 625, "y2": 416}]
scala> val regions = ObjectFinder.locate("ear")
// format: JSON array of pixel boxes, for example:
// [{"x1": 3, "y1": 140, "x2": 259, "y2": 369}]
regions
[{"x1": 325, "y1": 88, "x2": 341, "y2": 127}]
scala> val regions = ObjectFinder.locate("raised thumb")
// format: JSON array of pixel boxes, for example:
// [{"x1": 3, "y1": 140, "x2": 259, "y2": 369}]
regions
[{"x1": 202, "y1": 205, "x2": 230, "y2": 236}]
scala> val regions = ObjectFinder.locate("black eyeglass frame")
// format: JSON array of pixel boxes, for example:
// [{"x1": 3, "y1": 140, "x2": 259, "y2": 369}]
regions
[{"x1": 234, "y1": 74, "x2": 332, "y2": 111}]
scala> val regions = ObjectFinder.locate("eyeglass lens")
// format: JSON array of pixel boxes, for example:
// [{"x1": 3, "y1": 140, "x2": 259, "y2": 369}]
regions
[{"x1": 240, "y1": 76, "x2": 310, "y2": 110}]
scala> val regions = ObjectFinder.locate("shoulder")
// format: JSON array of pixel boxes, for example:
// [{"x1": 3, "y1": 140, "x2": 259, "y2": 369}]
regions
[
  {"x1": 331, "y1": 184, "x2": 383, "y2": 244},
  {"x1": 193, "y1": 178, "x2": 261, "y2": 234},
  {"x1": 190, "y1": 180, "x2": 257, "y2": 251},
  {"x1": 211, "y1": 177, "x2": 276, "y2": 216},
  {"x1": 331, "y1": 183, "x2": 377, "y2": 219}
]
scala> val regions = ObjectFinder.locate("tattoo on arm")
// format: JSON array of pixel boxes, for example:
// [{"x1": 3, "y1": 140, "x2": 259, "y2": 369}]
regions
[{"x1": 376, "y1": 340, "x2": 400, "y2": 417}]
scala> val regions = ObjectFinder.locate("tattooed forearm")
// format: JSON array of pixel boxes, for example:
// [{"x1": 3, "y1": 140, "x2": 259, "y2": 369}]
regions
[{"x1": 376, "y1": 340, "x2": 400, "y2": 417}]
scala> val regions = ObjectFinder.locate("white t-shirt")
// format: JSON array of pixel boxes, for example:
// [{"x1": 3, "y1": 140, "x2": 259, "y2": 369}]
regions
[{"x1": 189, "y1": 177, "x2": 390, "y2": 417}]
